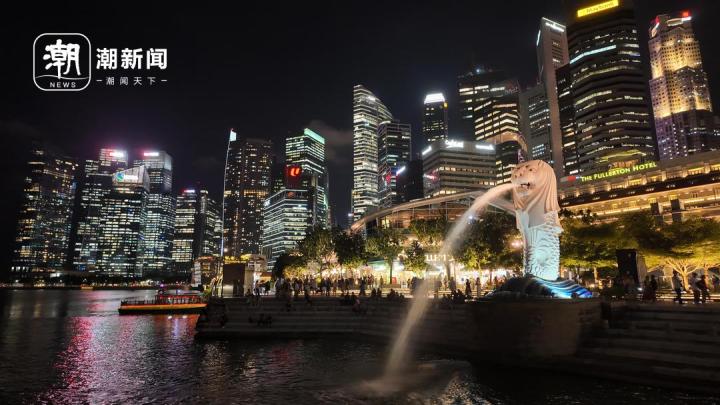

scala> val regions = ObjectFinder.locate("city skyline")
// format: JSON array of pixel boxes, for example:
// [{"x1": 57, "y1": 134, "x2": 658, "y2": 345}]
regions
[{"x1": 2, "y1": 1, "x2": 720, "y2": 272}]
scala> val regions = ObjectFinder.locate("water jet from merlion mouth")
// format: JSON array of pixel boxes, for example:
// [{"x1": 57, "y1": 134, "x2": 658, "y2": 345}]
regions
[
  {"x1": 383, "y1": 183, "x2": 515, "y2": 378},
  {"x1": 381, "y1": 160, "x2": 591, "y2": 386}
]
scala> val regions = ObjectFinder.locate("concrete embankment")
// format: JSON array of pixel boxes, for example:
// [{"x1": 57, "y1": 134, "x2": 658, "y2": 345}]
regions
[
  {"x1": 196, "y1": 295, "x2": 720, "y2": 394},
  {"x1": 196, "y1": 295, "x2": 601, "y2": 361}
]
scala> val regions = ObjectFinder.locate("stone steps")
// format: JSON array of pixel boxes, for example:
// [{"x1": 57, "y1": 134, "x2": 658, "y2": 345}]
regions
[
  {"x1": 591, "y1": 336, "x2": 720, "y2": 357},
  {"x1": 602, "y1": 327, "x2": 720, "y2": 344},
  {"x1": 567, "y1": 303, "x2": 720, "y2": 393}
]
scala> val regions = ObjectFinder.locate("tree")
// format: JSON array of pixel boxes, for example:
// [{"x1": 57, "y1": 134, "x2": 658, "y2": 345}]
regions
[
  {"x1": 455, "y1": 211, "x2": 522, "y2": 272},
  {"x1": 403, "y1": 240, "x2": 427, "y2": 276},
  {"x1": 559, "y1": 210, "x2": 720, "y2": 283},
  {"x1": 409, "y1": 218, "x2": 448, "y2": 252},
  {"x1": 272, "y1": 253, "x2": 304, "y2": 279},
  {"x1": 333, "y1": 228, "x2": 366, "y2": 275},
  {"x1": 297, "y1": 225, "x2": 335, "y2": 274},
  {"x1": 366, "y1": 227, "x2": 404, "y2": 283}
]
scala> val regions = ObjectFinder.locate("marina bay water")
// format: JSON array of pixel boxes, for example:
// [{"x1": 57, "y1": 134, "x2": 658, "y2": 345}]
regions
[{"x1": 0, "y1": 290, "x2": 714, "y2": 404}]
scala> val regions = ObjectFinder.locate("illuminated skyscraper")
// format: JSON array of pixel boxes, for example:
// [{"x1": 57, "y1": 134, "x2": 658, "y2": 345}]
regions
[
  {"x1": 261, "y1": 188, "x2": 312, "y2": 269},
  {"x1": 472, "y1": 84, "x2": 527, "y2": 183},
  {"x1": 522, "y1": 17, "x2": 569, "y2": 177},
  {"x1": 421, "y1": 139, "x2": 496, "y2": 197},
  {"x1": 472, "y1": 83, "x2": 521, "y2": 142},
  {"x1": 457, "y1": 68, "x2": 514, "y2": 136},
  {"x1": 557, "y1": 64, "x2": 579, "y2": 175},
  {"x1": 97, "y1": 166, "x2": 150, "y2": 277},
  {"x1": 566, "y1": 0, "x2": 655, "y2": 174},
  {"x1": 11, "y1": 146, "x2": 77, "y2": 279},
  {"x1": 422, "y1": 93, "x2": 448, "y2": 146},
  {"x1": 520, "y1": 84, "x2": 552, "y2": 163},
  {"x1": 172, "y1": 188, "x2": 221, "y2": 273},
  {"x1": 222, "y1": 130, "x2": 272, "y2": 258},
  {"x1": 649, "y1": 11, "x2": 718, "y2": 159},
  {"x1": 286, "y1": 128, "x2": 329, "y2": 227},
  {"x1": 352, "y1": 85, "x2": 393, "y2": 221},
  {"x1": 378, "y1": 119, "x2": 411, "y2": 208},
  {"x1": 73, "y1": 148, "x2": 127, "y2": 271},
  {"x1": 133, "y1": 151, "x2": 175, "y2": 274}
]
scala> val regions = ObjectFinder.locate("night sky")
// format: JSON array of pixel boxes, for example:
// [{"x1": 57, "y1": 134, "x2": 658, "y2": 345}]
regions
[{"x1": 1, "y1": 1, "x2": 719, "y2": 270}]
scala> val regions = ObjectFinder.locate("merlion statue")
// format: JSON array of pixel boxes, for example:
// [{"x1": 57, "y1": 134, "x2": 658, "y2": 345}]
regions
[{"x1": 510, "y1": 160, "x2": 562, "y2": 280}]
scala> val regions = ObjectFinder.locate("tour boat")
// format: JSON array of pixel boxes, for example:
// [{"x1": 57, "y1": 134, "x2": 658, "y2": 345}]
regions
[{"x1": 118, "y1": 291, "x2": 206, "y2": 314}]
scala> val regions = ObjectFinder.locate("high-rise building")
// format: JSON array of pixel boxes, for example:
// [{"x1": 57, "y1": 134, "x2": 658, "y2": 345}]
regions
[
  {"x1": 494, "y1": 132, "x2": 527, "y2": 184},
  {"x1": 352, "y1": 85, "x2": 393, "y2": 221},
  {"x1": 457, "y1": 68, "x2": 512, "y2": 127},
  {"x1": 557, "y1": 64, "x2": 579, "y2": 175},
  {"x1": 422, "y1": 93, "x2": 448, "y2": 146},
  {"x1": 520, "y1": 83, "x2": 552, "y2": 163},
  {"x1": 261, "y1": 188, "x2": 312, "y2": 269},
  {"x1": 566, "y1": 0, "x2": 655, "y2": 174},
  {"x1": 11, "y1": 146, "x2": 77, "y2": 279},
  {"x1": 472, "y1": 85, "x2": 527, "y2": 183},
  {"x1": 222, "y1": 130, "x2": 273, "y2": 258},
  {"x1": 378, "y1": 119, "x2": 412, "y2": 208},
  {"x1": 473, "y1": 87, "x2": 522, "y2": 142},
  {"x1": 649, "y1": 11, "x2": 718, "y2": 160},
  {"x1": 73, "y1": 148, "x2": 128, "y2": 271},
  {"x1": 172, "y1": 188, "x2": 221, "y2": 273},
  {"x1": 421, "y1": 139, "x2": 496, "y2": 197},
  {"x1": 531, "y1": 17, "x2": 570, "y2": 177},
  {"x1": 97, "y1": 166, "x2": 150, "y2": 277},
  {"x1": 286, "y1": 128, "x2": 329, "y2": 227},
  {"x1": 396, "y1": 160, "x2": 424, "y2": 203},
  {"x1": 269, "y1": 158, "x2": 286, "y2": 195},
  {"x1": 133, "y1": 151, "x2": 175, "y2": 274}
]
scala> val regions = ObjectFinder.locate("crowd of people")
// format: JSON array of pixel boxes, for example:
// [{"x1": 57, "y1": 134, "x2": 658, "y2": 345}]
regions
[{"x1": 670, "y1": 271, "x2": 716, "y2": 305}]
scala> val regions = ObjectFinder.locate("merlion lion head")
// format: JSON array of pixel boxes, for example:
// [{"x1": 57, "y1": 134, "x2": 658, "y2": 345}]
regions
[{"x1": 510, "y1": 160, "x2": 560, "y2": 213}]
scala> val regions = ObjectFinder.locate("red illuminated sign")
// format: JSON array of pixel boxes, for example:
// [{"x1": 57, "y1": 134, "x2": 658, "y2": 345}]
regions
[
  {"x1": 285, "y1": 165, "x2": 302, "y2": 188},
  {"x1": 288, "y1": 166, "x2": 302, "y2": 178}
]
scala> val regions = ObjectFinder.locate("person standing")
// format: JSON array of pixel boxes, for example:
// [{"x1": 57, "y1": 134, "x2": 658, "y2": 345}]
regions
[
  {"x1": 649, "y1": 275, "x2": 658, "y2": 303},
  {"x1": 698, "y1": 275, "x2": 711, "y2": 304},
  {"x1": 671, "y1": 271, "x2": 685, "y2": 305},
  {"x1": 465, "y1": 279, "x2": 472, "y2": 299},
  {"x1": 689, "y1": 272, "x2": 701, "y2": 304}
]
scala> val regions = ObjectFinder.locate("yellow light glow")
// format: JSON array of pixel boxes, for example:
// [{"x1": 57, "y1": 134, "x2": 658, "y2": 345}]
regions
[{"x1": 577, "y1": 0, "x2": 619, "y2": 18}]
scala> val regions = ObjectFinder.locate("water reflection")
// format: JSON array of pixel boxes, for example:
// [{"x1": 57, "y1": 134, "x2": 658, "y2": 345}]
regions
[{"x1": 0, "y1": 290, "x2": 716, "y2": 404}]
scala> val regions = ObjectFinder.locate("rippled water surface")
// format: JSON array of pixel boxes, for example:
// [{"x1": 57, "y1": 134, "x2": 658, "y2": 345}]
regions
[{"x1": 0, "y1": 290, "x2": 716, "y2": 404}]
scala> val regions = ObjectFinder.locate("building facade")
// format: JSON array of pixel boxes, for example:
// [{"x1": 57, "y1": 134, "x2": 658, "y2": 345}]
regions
[
  {"x1": 286, "y1": 128, "x2": 329, "y2": 227},
  {"x1": 422, "y1": 139, "x2": 496, "y2": 197},
  {"x1": 535, "y1": 17, "x2": 570, "y2": 177},
  {"x1": 352, "y1": 85, "x2": 393, "y2": 221},
  {"x1": 559, "y1": 151, "x2": 720, "y2": 224},
  {"x1": 565, "y1": 0, "x2": 656, "y2": 175},
  {"x1": 73, "y1": 148, "x2": 128, "y2": 271},
  {"x1": 378, "y1": 119, "x2": 412, "y2": 208},
  {"x1": 457, "y1": 67, "x2": 513, "y2": 136},
  {"x1": 422, "y1": 93, "x2": 448, "y2": 146},
  {"x1": 172, "y1": 188, "x2": 221, "y2": 273},
  {"x1": 11, "y1": 146, "x2": 77, "y2": 279},
  {"x1": 222, "y1": 130, "x2": 273, "y2": 258},
  {"x1": 97, "y1": 166, "x2": 150, "y2": 277},
  {"x1": 133, "y1": 151, "x2": 175, "y2": 274},
  {"x1": 396, "y1": 159, "x2": 424, "y2": 203},
  {"x1": 649, "y1": 11, "x2": 718, "y2": 160},
  {"x1": 261, "y1": 189, "x2": 312, "y2": 269},
  {"x1": 520, "y1": 83, "x2": 552, "y2": 164}
]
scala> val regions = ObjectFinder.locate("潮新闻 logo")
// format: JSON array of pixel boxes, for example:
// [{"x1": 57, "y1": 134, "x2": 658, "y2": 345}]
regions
[{"x1": 33, "y1": 33, "x2": 92, "y2": 91}]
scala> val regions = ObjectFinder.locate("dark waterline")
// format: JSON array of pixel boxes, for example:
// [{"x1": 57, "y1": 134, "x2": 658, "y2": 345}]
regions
[{"x1": 0, "y1": 290, "x2": 716, "y2": 404}]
